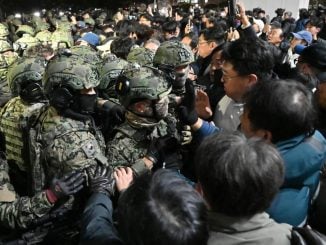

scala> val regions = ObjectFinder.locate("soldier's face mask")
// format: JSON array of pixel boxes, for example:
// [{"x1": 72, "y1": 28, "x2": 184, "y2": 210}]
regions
[
  {"x1": 172, "y1": 65, "x2": 189, "y2": 89},
  {"x1": 72, "y1": 88, "x2": 98, "y2": 115}
]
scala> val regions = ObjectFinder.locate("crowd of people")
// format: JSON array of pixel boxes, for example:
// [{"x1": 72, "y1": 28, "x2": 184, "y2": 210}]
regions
[{"x1": 0, "y1": 1, "x2": 325, "y2": 244}]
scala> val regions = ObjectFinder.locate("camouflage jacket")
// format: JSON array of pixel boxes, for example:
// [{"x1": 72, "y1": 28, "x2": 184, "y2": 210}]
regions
[
  {"x1": 40, "y1": 106, "x2": 108, "y2": 180},
  {"x1": 106, "y1": 120, "x2": 167, "y2": 176},
  {"x1": 0, "y1": 156, "x2": 53, "y2": 229}
]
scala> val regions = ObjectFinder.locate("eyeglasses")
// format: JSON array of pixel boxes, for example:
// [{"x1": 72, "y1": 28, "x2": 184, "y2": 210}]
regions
[
  {"x1": 222, "y1": 73, "x2": 242, "y2": 81},
  {"x1": 198, "y1": 40, "x2": 210, "y2": 46}
]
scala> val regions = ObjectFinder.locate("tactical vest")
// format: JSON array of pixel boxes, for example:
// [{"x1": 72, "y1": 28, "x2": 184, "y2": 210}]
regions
[
  {"x1": 0, "y1": 97, "x2": 46, "y2": 172},
  {"x1": 34, "y1": 107, "x2": 107, "y2": 190}
]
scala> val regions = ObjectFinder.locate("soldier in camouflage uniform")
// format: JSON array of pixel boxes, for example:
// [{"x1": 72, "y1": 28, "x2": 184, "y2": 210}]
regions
[
  {"x1": 153, "y1": 40, "x2": 194, "y2": 144},
  {"x1": 0, "y1": 40, "x2": 18, "y2": 106},
  {"x1": 106, "y1": 66, "x2": 174, "y2": 176},
  {"x1": 153, "y1": 40, "x2": 196, "y2": 178},
  {"x1": 40, "y1": 52, "x2": 109, "y2": 180},
  {"x1": 14, "y1": 25, "x2": 40, "y2": 55},
  {"x1": 0, "y1": 56, "x2": 47, "y2": 187},
  {"x1": 0, "y1": 56, "x2": 84, "y2": 231},
  {"x1": 98, "y1": 54, "x2": 129, "y2": 100},
  {"x1": 50, "y1": 27, "x2": 74, "y2": 50},
  {"x1": 126, "y1": 46, "x2": 154, "y2": 66},
  {"x1": 70, "y1": 32, "x2": 102, "y2": 67}
]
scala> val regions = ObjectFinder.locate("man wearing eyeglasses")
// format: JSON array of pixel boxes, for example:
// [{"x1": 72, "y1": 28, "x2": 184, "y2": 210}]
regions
[{"x1": 211, "y1": 37, "x2": 275, "y2": 131}]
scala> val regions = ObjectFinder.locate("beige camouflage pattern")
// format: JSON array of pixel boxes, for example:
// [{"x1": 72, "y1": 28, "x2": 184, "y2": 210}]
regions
[
  {"x1": 40, "y1": 106, "x2": 108, "y2": 179},
  {"x1": 0, "y1": 97, "x2": 46, "y2": 171},
  {"x1": 0, "y1": 156, "x2": 53, "y2": 229}
]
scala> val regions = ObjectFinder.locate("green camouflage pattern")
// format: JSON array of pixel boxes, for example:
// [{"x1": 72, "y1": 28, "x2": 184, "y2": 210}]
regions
[
  {"x1": 0, "y1": 97, "x2": 46, "y2": 171},
  {"x1": 15, "y1": 25, "x2": 35, "y2": 37},
  {"x1": 106, "y1": 120, "x2": 168, "y2": 174},
  {"x1": 0, "y1": 52, "x2": 18, "y2": 105},
  {"x1": 0, "y1": 156, "x2": 53, "y2": 229},
  {"x1": 98, "y1": 55, "x2": 128, "y2": 90},
  {"x1": 116, "y1": 66, "x2": 171, "y2": 107},
  {"x1": 0, "y1": 40, "x2": 13, "y2": 53},
  {"x1": 84, "y1": 18, "x2": 95, "y2": 26},
  {"x1": 70, "y1": 45, "x2": 102, "y2": 66},
  {"x1": 0, "y1": 23, "x2": 9, "y2": 38},
  {"x1": 50, "y1": 29, "x2": 74, "y2": 49},
  {"x1": 34, "y1": 21, "x2": 50, "y2": 33},
  {"x1": 40, "y1": 106, "x2": 108, "y2": 179},
  {"x1": 127, "y1": 47, "x2": 154, "y2": 66},
  {"x1": 15, "y1": 34, "x2": 40, "y2": 49},
  {"x1": 43, "y1": 53, "x2": 100, "y2": 95},
  {"x1": 7, "y1": 56, "x2": 46, "y2": 96},
  {"x1": 35, "y1": 30, "x2": 52, "y2": 44},
  {"x1": 153, "y1": 40, "x2": 194, "y2": 67}
]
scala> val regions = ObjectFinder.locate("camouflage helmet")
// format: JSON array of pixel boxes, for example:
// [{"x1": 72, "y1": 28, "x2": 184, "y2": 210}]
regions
[
  {"x1": 15, "y1": 25, "x2": 36, "y2": 37},
  {"x1": 51, "y1": 29, "x2": 73, "y2": 49},
  {"x1": 84, "y1": 17, "x2": 95, "y2": 26},
  {"x1": 43, "y1": 52, "x2": 100, "y2": 96},
  {"x1": 116, "y1": 65, "x2": 171, "y2": 107},
  {"x1": 153, "y1": 40, "x2": 194, "y2": 68},
  {"x1": 7, "y1": 56, "x2": 46, "y2": 96},
  {"x1": 35, "y1": 21, "x2": 50, "y2": 33},
  {"x1": 0, "y1": 23, "x2": 9, "y2": 38},
  {"x1": 98, "y1": 54, "x2": 129, "y2": 90},
  {"x1": 127, "y1": 47, "x2": 154, "y2": 66},
  {"x1": 35, "y1": 30, "x2": 52, "y2": 43},
  {"x1": 0, "y1": 40, "x2": 13, "y2": 53}
]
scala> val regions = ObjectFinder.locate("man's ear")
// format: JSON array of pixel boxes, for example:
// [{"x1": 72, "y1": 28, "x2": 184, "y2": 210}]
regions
[
  {"x1": 256, "y1": 129, "x2": 273, "y2": 142},
  {"x1": 248, "y1": 74, "x2": 258, "y2": 84},
  {"x1": 209, "y1": 41, "x2": 218, "y2": 50}
]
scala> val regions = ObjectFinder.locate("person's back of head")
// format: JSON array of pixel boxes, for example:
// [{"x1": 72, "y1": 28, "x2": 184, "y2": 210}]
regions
[
  {"x1": 110, "y1": 37, "x2": 135, "y2": 59},
  {"x1": 118, "y1": 169, "x2": 208, "y2": 245},
  {"x1": 196, "y1": 131, "x2": 284, "y2": 217},
  {"x1": 222, "y1": 37, "x2": 275, "y2": 81},
  {"x1": 162, "y1": 20, "x2": 179, "y2": 34},
  {"x1": 243, "y1": 80, "x2": 316, "y2": 143}
]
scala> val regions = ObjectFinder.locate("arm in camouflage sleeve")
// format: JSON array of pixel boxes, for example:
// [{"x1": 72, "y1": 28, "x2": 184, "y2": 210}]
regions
[
  {"x1": 0, "y1": 157, "x2": 54, "y2": 230},
  {"x1": 106, "y1": 133, "x2": 151, "y2": 176}
]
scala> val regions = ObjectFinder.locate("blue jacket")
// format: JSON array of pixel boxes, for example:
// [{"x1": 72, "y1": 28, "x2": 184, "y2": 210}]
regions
[
  {"x1": 80, "y1": 193, "x2": 123, "y2": 245},
  {"x1": 196, "y1": 121, "x2": 326, "y2": 226}
]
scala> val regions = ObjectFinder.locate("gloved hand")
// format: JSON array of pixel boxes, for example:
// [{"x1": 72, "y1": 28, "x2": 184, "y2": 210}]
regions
[
  {"x1": 157, "y1": 136, "x2": 181, "y2": 170},
  {"x1": 46, "y1": 171, "x2": 85, "y2": 204},
  {"x1": 178, "y1": 81, "x2": 198, "y2": 125},
  {"x1": 146, "y1": 138, "x2": 161, "y2": 165},
  {"x1": 180, "y1": 125, "x2": 193, "y2": 145},
  {"x1": 86, "y1": 165, "x2": 115, "y2": 196},
  {"x1": 102, "y1": 101, "x2": 126, "y2": 125}
]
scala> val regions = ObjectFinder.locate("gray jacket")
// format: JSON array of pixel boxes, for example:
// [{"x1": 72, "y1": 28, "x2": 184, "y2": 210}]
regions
[{"x1": 208, "y1": 212, "x2": 292, "y2": 245}]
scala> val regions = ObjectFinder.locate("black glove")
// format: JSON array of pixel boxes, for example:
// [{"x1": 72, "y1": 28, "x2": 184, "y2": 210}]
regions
[
  {"x1": 157, "y1": 136, "x2": 181, "y2": 170},
  {"x1": 146, "y1": 138, "x2": 161, "y2": 165},
  {"x1": 47, "y1": 171, "x2": 85, "y2": 203},
  {"x1": 102, "y1": 101, "x2": 125, "y2": 125},
  {"x1": 178, "y1": 81, "x2": 198, "y2": 125},
  {"x1": 86, "y1": 165, "x2": 115, "y2": 196}
]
